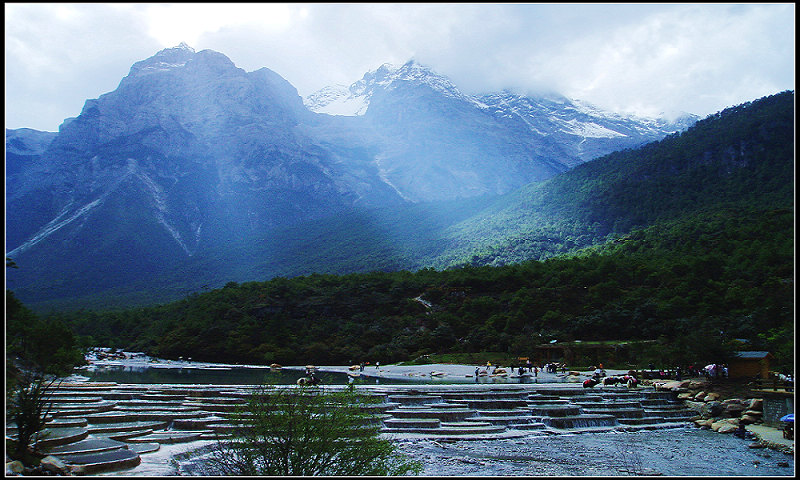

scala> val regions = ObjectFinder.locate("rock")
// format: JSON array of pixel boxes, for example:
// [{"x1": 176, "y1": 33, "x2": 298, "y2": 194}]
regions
[
  {"x1": 40, "y1": 455, "x2": 70, "y2": 475},
  {"x1": 703, "y1": 393, "x2": 720, "y2": 402},
  {"x1": 6, "y1": 461, "x2": 24, "y2": 475},
  {"x1": 739, "y1": 415, "x2": 759, "y2": 425},
  {"x1": 683, "y1": 400, "x2": 705, "y2": 413},
  {"x1": 716, "y1": 424, "x2": 738, "y2": 434},
  {"x1": 743, "y1": 409, "x2": 762, "y2": 417},
  {"x1": 700, "y1": 401, "x2": 724, "y2": 418},
  {"x1": 694, "y1": 391, "x2": 707, "y2": 401},
  {"x1": 724, "y1": 403, "x2": 746, "y2": 417},
  {"x1": 659, "y1": 380, "x2": 689, "y2": 391},
  {"x1": 677, "y1": 392, "x2": 694, "y2": 400},
  {"x1": 70, "y1": 465, "x2": 88, "y2": 475},
  {"x1": 748, "y1": 398, "x2": 763, "y2": 410}
]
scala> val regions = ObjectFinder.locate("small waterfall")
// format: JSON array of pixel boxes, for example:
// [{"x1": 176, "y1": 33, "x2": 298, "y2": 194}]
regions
[{"x1": 542, "y1": 414, "x2": 618, "y2": 429}]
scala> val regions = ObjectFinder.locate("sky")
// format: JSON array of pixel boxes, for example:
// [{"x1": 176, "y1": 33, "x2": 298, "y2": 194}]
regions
[{"x1": 4, "y1": 3, "x2": 795, "y2": 132}]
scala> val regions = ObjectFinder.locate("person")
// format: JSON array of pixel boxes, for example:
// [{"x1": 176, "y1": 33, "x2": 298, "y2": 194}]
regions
[
  {"x1": 348, "y1": 375, "x2": 355, "y2": 391},
  {"x1": 534, "y1": 366, "x2": 538, "y2": 377},
  {"x1": 475, "y1": 367, "x2": 480, "y2": 382},
  {"x1": 376, "y1": 361, "x2": 380, "y2": 369},
  {"x1": 734, "y1": 423, "x2": 748, "y2": 439}
]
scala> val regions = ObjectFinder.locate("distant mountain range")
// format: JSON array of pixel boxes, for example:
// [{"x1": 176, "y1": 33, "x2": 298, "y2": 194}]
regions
[{"x1": 13, "y1": 43, "x2": 767, "y2": 311}]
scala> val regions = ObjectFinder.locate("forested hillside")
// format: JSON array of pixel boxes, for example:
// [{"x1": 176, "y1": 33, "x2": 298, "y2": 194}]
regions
[
  {"x1": 49, "y1": 205, "x2": 793, "y2": 371},
  {"x1": 433, "y1": 90, "x2": 794, "y2": 267}
]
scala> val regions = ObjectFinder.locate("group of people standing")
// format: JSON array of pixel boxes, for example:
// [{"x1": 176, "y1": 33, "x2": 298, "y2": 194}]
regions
[{"x1": 475, "y1": 360, "x2": 568, "y2": 379}]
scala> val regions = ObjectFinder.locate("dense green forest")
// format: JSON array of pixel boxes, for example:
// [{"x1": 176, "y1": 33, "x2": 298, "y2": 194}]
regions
[
  {"x1": 41, "y1": 203, "x2": 793, "y2": 371},
  {"x1": 10, "y1": 91, "x2": 794, "y2": 372}
]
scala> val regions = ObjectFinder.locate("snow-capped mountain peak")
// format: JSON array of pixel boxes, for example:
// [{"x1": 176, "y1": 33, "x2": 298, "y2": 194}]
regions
[
  {"x1": 127, "y1": 43, "x2": 198, "y2": 78},
  {"x1": 303, "y1": 83, "x2": 371, "y2": 116},
  {"x1": 304, "y1": 60, "x2": 467, "y2": 116}
]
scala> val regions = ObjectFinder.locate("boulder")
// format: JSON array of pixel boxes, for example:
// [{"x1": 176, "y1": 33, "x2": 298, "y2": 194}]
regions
[
  {"x1": 694, "y1": 391, "x2": 707, "y2": 401},
  {"x1": 700, "y1": 401, "x2": 724, "y2": 418},
  {"x1": 740, "y1": 415, "x2": 759, "y2": 425},
  {"x1": 748, "y1": 398, "x2": 763, "y2": 410},
  {"x1": 724, "y1": 403, "x2": 747, "y2": 417},
  {"x1": 659, "y1": 380, "x2": 689, "y2": 390},
  {"x1": 6, "y1": 461, "x2": 24, "y2": 475},
  {"x1": 683, "y1": 400, "x2": 705, "y2": 413},
  {"x1": 40, "y1": 456, "x2": 70, "y2": 475},
  {"x1": 703, "y1": 393, "x2": 720, "y2": 402},
  {"x1": 677, "y1": 392, "x2": 694, "y2": 400},
  {"x1": 711, "y1": 418, "x2": 739, "y2": 431},
  {"x1": 716, "y1": 423, "x2": 738, "y2": 434},
  {"x1": 743, "y1": 409, "x2": 763, "y2": 417}
]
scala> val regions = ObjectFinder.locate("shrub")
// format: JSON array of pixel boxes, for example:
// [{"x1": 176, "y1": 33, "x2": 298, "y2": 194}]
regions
[{"x1": 202, "y1": 385, "x2": 421, "y2": 476}]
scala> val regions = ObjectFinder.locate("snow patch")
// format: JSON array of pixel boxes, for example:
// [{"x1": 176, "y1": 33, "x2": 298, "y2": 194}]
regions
[
  {"x1": 133, "y1": 171, "x2": 194, "y2": 256},
  {"x1": 7, "y1": 198, "x2": 104, "y2": 257},
  {"x1": 563, "y1": 120, "x2": 627, "y2": 138}
]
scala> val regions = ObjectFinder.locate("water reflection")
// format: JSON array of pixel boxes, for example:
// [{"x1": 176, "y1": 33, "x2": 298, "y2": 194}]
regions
[
  {"x1": 84, "y1": 366, "x2": 338, "y2": 385},
  {"x1": 82, "y1": 365, "x2": 565, "y2": 386}
]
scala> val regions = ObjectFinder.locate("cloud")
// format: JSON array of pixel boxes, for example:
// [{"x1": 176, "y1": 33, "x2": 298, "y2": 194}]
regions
[{"x1": 4, "y1": 3, "x2": 794, "y2": 131}]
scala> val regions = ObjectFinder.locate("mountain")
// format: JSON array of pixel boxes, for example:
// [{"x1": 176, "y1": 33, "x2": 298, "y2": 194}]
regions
[
  {"x1": 6, "y1": 45, "x2": 701, "y2": 310},
  {"x1": 305, "y1": 60, "x2": 696, "y2": 169},
  {"x1": 51, "y1": 90, "x2": 794, "y2": 369},
  {"x1": 431, "y1": 90, "x2": 795, "y2": 268}
]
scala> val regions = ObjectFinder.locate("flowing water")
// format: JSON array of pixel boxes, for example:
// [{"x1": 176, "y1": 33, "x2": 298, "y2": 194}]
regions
[
  {"x1": 392, "y1": 428, "x2": 794, "y2": 476},
  {"x1": 77, "y1": 361, "x2": 794, "y2": 476},
  {"x1": 82, "y1": 364, "x2": 350, "y2": 385}
]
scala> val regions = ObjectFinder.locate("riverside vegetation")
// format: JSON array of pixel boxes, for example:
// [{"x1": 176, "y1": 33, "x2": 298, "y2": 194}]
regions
[{"x1": 13, "y1": 91, "x2": 793, "y2": 373}]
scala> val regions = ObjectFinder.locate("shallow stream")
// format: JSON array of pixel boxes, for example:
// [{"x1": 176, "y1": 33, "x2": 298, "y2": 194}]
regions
[{"x1": 392, "y1": 427, "x2": 794, "y2": 476}]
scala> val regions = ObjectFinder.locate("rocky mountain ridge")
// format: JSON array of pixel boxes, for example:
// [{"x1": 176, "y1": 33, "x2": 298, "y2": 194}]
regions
[{"x1": 6, "y1": 44, "x2": 702, "y2": 309}]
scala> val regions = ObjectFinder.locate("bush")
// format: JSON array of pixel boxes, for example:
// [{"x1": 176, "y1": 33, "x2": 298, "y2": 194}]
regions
[{"x1": 202, "y1": 385, "x2": 421, "y2": 476}]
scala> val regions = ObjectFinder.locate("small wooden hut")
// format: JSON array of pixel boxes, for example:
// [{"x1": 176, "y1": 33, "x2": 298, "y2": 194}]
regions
[{"x1": 728, "y1": 351, "x2": 772, "y2": 379}]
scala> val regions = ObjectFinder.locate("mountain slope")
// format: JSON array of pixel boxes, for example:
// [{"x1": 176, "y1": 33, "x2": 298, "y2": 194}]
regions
[
  {"x1": 433, "y1": 90, "x2": 795, "y2": 267},
  {"x1": 6, "y1": 46, "x2": 705, "y2": 310},
  {"x1": 49, "y1": 93, "x2": 794, "y2": 368}
]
